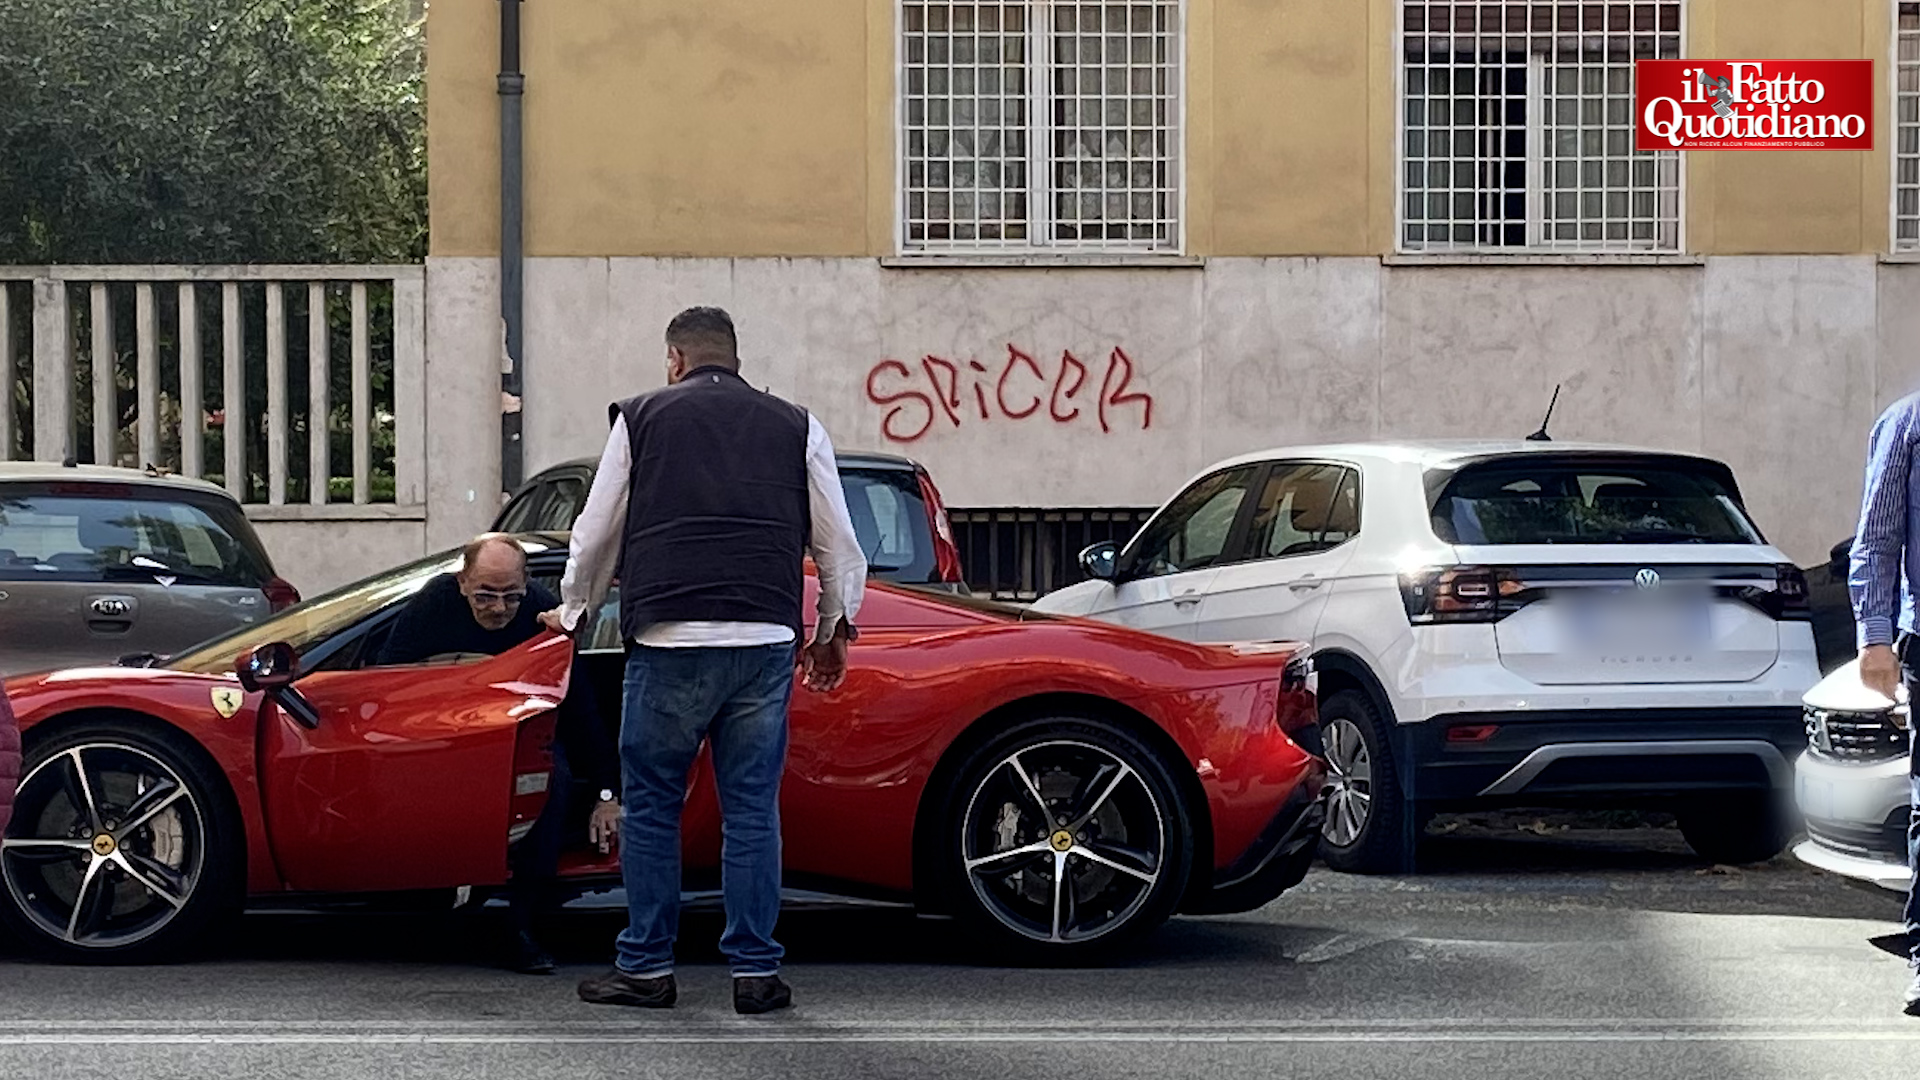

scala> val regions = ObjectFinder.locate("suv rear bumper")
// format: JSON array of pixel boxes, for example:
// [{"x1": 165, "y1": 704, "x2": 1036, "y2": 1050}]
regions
[{"x1": 1393, "y1": 707, "x2": 1804, "y2": 804}]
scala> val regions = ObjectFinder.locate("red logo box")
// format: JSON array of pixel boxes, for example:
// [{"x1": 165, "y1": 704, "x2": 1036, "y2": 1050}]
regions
[{"x1": 1635, "y1": 59, "x2": 1873, "y2": 151}]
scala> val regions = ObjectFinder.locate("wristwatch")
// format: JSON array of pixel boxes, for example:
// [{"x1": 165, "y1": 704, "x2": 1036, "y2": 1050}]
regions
[{"x1": 598, "y1": 788, "x2": 616, "y2": 804}]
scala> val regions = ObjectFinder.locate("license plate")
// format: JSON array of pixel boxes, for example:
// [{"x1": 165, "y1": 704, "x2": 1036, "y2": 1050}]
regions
[{"x1": 1567, "y1": 592, "x2": 1713, "y2": 647}]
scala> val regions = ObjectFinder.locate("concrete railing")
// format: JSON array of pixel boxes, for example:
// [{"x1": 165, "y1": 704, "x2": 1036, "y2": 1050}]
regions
[{"x1": 0, "y1": 266, "x2": 424, "y2": 518}]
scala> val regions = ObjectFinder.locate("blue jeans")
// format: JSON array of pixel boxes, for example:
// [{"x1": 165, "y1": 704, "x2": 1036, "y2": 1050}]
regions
[{"x1": 615, "y1": 642, "x2": 794, "y2": 978}]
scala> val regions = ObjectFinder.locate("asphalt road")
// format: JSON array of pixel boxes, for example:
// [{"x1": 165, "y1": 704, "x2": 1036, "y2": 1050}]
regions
[{"x1": 2, "y1": 814, "x2": 1916, "y2": 1080}]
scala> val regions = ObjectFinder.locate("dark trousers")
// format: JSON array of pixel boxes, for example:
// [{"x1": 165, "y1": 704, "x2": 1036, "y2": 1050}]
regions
[
  {"x1": 509, "y1": 736, "x2": 575, "y2": 935},
  {"x1": 506, "y1": 654, "x2": 616, "y2": 935}
]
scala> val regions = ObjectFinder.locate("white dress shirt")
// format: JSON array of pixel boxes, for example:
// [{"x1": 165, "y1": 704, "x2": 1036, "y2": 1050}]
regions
[{"x1": 557, "y1": 411, "x2": 867, "y2": 648}]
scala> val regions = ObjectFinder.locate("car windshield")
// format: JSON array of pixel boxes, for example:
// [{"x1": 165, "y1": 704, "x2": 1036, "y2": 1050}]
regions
[
  {"x1": 164, "y1": 549, "x2": 461, "y2": 674},
  {"x1": 0, "y1": 483, "x2": 274, "y2": 587},
  {"x1": 1429, "y1": 457, "x2": 1764, "y2": 546}
]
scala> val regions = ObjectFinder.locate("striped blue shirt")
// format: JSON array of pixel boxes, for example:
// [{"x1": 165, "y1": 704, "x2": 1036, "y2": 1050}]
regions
[{"x1": 1851, "y1": 393, "x2": 1920, "y2": 648}]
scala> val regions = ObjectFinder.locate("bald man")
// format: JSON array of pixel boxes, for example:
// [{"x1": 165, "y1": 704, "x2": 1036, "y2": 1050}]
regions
[
  {"x1": 378, "y1": 534, "x2": 558, "y2": 664},
  {"x1": 376, "y1": 534, "x2": 616, "y2": 975}
]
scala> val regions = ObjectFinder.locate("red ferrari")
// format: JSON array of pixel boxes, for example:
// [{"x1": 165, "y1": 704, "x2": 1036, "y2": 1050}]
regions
[{"x1": 0, "y1": 534, "x2": 1326, "y2": 963}]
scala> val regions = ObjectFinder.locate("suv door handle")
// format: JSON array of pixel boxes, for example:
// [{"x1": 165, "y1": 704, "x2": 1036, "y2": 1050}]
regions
[
  {"x1": 1172, "y1": 591, "x2": 1202, "y2": 608},
  {"x1": 1288, "y1": 575, "x2": 1325, "y2": 592}
]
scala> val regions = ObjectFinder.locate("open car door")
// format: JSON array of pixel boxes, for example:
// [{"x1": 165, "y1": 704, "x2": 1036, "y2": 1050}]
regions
[{"x1": 256, "y1": 635, "x2": 572, "y2": 893}]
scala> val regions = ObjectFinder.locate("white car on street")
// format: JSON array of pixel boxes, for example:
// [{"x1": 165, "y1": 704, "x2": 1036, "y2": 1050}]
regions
[
  {"x1": 1032, "y1": 441, "x2": 1822, "y2": 873},
  {"x1": 1793, "y1": 659, "x2": 1911, "y2": 891}
]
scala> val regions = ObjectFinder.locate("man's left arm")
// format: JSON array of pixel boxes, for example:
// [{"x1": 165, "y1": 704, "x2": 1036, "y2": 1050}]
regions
[
  {"x1": 804, "y1": 415, "x2": 868, "y2": 640},
  {"x1": 802, "y1": 416, "x2": 867, "y2": 690}
]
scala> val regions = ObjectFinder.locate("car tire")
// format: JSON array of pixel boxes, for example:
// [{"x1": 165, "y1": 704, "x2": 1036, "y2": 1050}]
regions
[
  {"x1": 1316, "y1": 690, "x2": 1417, "y2": 875},
  {"x1": 0, "y1": 718, "x2": 243, "y2": 963},
  {"x1": 937, "y1": 714, "x2": 1194, "y2": 963},
  {"x1": 1676, "y1": 792, "x2": 1792, "y2": 866}
]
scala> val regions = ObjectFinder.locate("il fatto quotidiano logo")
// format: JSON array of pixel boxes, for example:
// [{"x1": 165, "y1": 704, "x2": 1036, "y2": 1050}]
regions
[{"x1": 1635, "y1": 59, "x2": 1873, "y2": 150}]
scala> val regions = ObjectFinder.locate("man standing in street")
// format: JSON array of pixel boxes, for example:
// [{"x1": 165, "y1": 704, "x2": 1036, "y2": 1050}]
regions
[
  {"x1": 541, "y1": 306, "x2": 867, "y2": 1015},
  {"x1": 1850, "y1": 392, "x2": 1920, "y2": 1014}
]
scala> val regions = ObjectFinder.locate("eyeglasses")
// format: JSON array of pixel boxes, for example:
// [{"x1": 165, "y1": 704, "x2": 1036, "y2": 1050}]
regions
[{"x1": 470, "y1": 589, "x2": 528, "y2": 609}]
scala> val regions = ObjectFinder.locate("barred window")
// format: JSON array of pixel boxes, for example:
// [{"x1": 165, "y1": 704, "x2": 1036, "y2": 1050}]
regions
[
  {"x1": 1897, "y1": 3, "x2": 1920, "y2": 250},
  {"x1": 1400, "y1": 1, "x2": 1683, "y2": 253},
  {"x1": 900, "y1": 1, "x2": 1182, "y2": 254}
]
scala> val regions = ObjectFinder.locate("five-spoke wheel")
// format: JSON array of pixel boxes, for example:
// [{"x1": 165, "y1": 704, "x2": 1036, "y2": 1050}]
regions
[
  {"x1": 0, "y1": 721, "x2": 238, "y2": 962},
  {"x1": 943, "y1": 716, "x2": 1191, "y2": 960}
]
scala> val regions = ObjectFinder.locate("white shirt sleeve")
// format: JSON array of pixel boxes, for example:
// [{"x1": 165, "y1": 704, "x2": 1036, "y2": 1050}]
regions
[
  {"x1": 558, "y1": 416, "x2": 632, "y2": 632},
  {"x1": 806, "y1": 415, "x2": 868, "y2": 643}
]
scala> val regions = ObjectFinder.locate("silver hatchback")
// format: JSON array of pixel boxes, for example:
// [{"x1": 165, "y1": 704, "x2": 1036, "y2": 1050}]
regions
[{"x1": 0, "y1": 464, "x2": 298, "y2": 677}]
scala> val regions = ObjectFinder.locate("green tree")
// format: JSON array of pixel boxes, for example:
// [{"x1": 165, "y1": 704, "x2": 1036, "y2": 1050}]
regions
[{"x1": 0, "y1": 0, "x2": 425, "y2": 264}]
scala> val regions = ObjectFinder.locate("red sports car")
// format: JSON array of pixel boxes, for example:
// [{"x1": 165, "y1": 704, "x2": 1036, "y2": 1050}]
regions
[{"x1": 0, "y1": 535, "x2": 1326, "y2": 963}]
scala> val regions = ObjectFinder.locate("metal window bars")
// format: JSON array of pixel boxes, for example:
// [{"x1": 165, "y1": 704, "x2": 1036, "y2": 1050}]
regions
[
  {"x1": 1897, "y1": 3, "x2": 1920, "y2": 250},
  {"x1": 1400, "y1": 1, "x2": 1683, "y2": 253},
  {"x1": 901, "y1": 1, "x2": 1182, "y2": 253}
]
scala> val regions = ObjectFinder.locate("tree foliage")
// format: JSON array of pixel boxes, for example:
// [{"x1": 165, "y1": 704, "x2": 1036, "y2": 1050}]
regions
[{"x1": 0, "y1": 0, "x2": 425, "y2": 264}]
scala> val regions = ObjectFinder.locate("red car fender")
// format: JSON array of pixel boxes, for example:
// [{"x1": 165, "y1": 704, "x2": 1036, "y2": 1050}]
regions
[
  {"x1": 4, "y1": 667, "x2": 281, "y2": 892},
  {"x1": 0, "y1": 686, "x2": 19, "y2": 835}
]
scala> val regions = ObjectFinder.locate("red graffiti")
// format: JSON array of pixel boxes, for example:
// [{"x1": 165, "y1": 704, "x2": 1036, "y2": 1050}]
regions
[{"x1": 865, "y1": 345, "x2": 1155, "y2": 443}]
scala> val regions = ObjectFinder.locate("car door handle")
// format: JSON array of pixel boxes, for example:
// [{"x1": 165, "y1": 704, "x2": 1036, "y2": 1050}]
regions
[
  {"x1": 1288, "y1": 575, "x2": 1325, "y2": 592},
  {"x1": 1173, "y1": 591, "x2": 1202, "y2": 608}
]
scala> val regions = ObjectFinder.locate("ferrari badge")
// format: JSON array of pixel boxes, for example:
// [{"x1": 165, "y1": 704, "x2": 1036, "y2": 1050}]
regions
[{"x1": 210, "y1": 687, "x2": 244, "y2": 719}]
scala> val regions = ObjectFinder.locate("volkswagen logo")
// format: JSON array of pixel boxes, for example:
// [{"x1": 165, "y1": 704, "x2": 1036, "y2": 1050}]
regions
[
  {"x1": 89, "y1": 597, "x2": 132, "y2": 617},
  {"x1": 1634, "y1": 568, "x2": 1661, "y2": 591}
]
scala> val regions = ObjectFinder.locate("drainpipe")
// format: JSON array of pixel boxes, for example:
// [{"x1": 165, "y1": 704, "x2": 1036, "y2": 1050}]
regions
[{"x1": 497, "y1": 0, "x2": 526, "y2": 497}]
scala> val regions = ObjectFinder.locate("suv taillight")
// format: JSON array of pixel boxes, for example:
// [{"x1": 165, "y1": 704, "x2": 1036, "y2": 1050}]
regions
[
  {"x1": 264, "y1": 576, "x2": 301, "y2": 612},
  {"x1": 916, "y1": 468, "x2": 965, "y2": 584},
  {"x1": 1750, "y1": 563, "x2": 1811, "y2": 621},
  {"x1": 1400, "y1": 566, "x2": 1527, "y2": 624}
]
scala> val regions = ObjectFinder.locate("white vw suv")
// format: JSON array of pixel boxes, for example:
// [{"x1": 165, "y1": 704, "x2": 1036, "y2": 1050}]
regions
[{"x1": 1031, "y1": 441, "x2": 1822, "y2": 873}]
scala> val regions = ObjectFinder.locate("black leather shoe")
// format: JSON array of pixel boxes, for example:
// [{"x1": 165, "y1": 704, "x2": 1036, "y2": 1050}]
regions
[
  {"x1": 507, "y1": 931, "x2": 557, "y2": 975},
  {"x1": 578, "y1": 969, "x2": 676, "y2": 1009},
  {"x1": 733, "y1": 975, "x2": 792, "y2": 1015}
]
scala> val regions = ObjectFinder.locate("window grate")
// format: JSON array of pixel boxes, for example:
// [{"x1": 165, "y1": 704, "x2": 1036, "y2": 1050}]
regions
[
  {"x1": 949, "y1": 506, "x2": 1154, "y2": 600},
  {"x1": 1399, "y1": 1, "x2": 1683, "y2": 253},
  {"x1": 1898, "y1": 3, "x2": 1920, "y2": 250},
  {"x1": 900, "y1": 1, "x2": 1182, "y2": 254}
]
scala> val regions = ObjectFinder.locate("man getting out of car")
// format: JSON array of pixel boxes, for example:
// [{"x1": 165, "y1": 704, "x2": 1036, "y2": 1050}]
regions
[
  {"x1": 377, "y1": 532, "x2": 618, "y2": 975},
  {"x1": 544, "y1": 305, "x2": 867, "y2": 1016},
  {"x1": 1849, "y1": 394, "x2": 1920, "y2": 1014}
]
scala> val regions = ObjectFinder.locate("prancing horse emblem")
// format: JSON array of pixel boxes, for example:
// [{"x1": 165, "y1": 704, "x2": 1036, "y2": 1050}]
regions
[
  {"x1": 1634, "y1": 568, "x2": 1661, "y2": 591},
  {"x1": 210, "y1": 687, "x2": 245, "y2": 719}
]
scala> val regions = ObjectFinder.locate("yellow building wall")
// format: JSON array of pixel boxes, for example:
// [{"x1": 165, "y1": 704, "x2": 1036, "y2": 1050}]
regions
[{"x1": 427, "y1": 0, "x2": 1896, "y2": 258}]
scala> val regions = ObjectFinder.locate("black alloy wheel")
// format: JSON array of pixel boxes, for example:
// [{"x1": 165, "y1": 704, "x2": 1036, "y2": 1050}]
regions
[
  {"x1": 0, "y1": 719, "x2": 241, "y2": 962},
  {"x1": 940, "y1": 715, "x2": 1193, "y2": 962}
]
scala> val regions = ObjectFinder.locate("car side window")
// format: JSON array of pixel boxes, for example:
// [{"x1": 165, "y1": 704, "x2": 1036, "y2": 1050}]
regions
[
  {"x1": 1243, "y1": 464, "x2": 1359, "y2": 560},
  {"x1": 496, "y1": 483, "x2": 549, "y2": 534},
  {"x1": 537, "y1": 477, "x2": 589, "y2": 532},
  {"x1": 1123, "y1": 466, "x2": 1259, "y2": 579}
]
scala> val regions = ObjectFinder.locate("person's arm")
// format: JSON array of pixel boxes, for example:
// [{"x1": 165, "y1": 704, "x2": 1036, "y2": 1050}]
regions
[
  {"x1": 552, "y1": 419, "x2": 632, "y2": 634},
  {"x1": 803, "y1": 415, "x2": 868, "y2": 644},
  {"x1": 800, "y1": 417, "x2": 867, "y2": 692},
  {"x1": 1851, "y1": 400, "x2": 1916, "y2": 700}
]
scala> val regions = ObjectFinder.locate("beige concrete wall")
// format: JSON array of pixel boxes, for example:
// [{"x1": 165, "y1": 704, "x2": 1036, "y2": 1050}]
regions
[
  {"x1": 445, "y1": 253, "x2": 1914, "y2": 570},
  {"x1": 428, "y1": 0, "x2": 1901, "y2": 258},
  {"x1": 251, "y1": 520, "x2": 429, "y2": 597}
]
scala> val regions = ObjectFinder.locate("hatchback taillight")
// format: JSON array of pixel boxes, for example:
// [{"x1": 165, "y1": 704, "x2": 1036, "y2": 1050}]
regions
[
  {"x1": 916, "y1": 468, "x2": 965, "y2": 584},
  {"x1": 263, "y1": 576, "x2": 301, "y2": 612},
  {"x1": 1400, "y1": 566, "x2": 1527, "y2": 623},
  {"x1": 1747, "y1": 563, "x2": 1811, "y2": 621}
]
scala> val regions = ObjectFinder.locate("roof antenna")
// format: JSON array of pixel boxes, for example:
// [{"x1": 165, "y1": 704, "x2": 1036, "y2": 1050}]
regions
[{"x1": 1526, "y1": 383, "x2": 1560, "y2": 442}]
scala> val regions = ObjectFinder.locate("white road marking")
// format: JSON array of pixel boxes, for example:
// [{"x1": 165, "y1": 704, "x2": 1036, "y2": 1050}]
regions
[{"x1": 1, "y1": 1019, "x2": 1919, "y2": 1046}]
